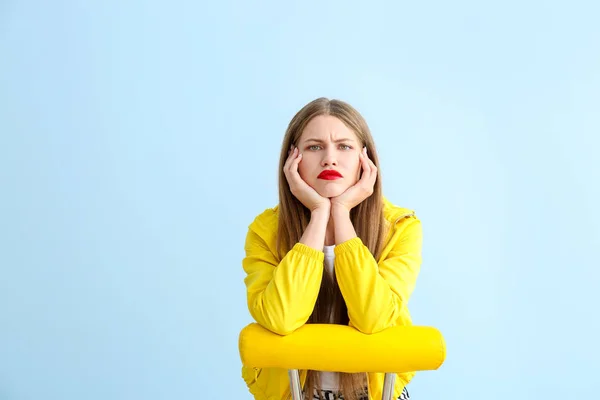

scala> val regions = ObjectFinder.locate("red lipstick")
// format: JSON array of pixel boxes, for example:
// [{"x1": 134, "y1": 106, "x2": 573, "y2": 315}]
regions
[{"x1": 318, "y1": 170, "x2": 343, "y2": 180}]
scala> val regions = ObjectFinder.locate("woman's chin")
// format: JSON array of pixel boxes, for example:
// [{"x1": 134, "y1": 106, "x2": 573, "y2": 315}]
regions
[{"x1": 316, "y1": 184, "x2": 347, "y2": 199}]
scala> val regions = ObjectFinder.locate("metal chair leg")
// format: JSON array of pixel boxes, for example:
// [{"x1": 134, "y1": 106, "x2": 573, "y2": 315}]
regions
[
  {"x1": 288, "y1": 369, "x2": 303, "y2": 400},
  {"x1": 382, "y1": 373, "x2": 396, "y2": 400}
]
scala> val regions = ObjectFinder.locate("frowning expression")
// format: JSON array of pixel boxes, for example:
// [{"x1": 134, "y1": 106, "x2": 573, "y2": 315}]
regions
[{"x1": 297, "y1": 115, "x2": 362, "y2": 198}]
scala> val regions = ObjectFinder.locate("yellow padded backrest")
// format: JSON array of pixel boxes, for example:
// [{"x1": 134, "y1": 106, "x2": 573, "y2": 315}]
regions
[{"x1": 239, "y1": 323, "x2": 446, "y2": 373}]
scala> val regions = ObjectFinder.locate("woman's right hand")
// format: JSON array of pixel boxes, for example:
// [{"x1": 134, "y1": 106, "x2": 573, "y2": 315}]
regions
[{"x1": 284, "y1": 146, "x2": 331, "y2": 213}]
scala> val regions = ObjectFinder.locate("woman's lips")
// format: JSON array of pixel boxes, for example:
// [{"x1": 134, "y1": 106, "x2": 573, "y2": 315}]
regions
[{"x1": 318, "y1": 170, "x2": 343, "y2": 180}]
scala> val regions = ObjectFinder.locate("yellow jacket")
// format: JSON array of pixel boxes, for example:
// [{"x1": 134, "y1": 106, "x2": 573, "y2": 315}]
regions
[{"x1": 241, "y1": 197, "x2": 423, "y2": 400}]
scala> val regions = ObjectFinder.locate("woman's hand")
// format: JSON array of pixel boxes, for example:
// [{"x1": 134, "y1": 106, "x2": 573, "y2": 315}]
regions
[
  {"x1": 331, "y1": 147, "x2": 377, "y2": 213},
  {"x1": 284, "y1": 146, "x2": 331, "y2": 213}
]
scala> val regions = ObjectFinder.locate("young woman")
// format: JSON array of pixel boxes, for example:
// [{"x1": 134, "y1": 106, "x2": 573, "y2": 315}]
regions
[{"x1": 242, "y1": 97, "x2": 422, "y2": 400}]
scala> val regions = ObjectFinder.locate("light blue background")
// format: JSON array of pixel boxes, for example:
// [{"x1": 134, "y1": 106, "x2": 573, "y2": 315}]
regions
[{"x1": 1, "y1": 1, "x2": 598, "y2": 399}]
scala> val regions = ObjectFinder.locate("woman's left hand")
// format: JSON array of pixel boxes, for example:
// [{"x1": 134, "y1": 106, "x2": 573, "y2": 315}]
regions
[{"x1": 331, "y1": 147, "x2": 377, "y2": 213}]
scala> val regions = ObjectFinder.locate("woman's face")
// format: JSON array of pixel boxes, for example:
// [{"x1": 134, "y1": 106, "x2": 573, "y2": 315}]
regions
[{"x1": 296, "y1": 115, "x2": 363, "y2": 198}]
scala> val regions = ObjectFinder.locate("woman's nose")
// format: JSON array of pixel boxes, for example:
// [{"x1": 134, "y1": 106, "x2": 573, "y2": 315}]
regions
[{"x1": 322, "y1": 149, "x2": 337, "y2": 166}]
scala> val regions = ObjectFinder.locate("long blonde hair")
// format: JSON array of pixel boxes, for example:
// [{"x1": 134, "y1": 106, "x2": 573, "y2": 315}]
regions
[{"x1": 276, "y1": 97, "x2": 388, "y2": 400}]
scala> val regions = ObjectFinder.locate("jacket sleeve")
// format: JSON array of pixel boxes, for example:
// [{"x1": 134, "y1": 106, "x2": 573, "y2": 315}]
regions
[
  {"x1": 242, "y1": 227, "x2": 325, "y2": 335},
  {"x1": 333, "y1": 216, "x2": 423, "y2": 334}
]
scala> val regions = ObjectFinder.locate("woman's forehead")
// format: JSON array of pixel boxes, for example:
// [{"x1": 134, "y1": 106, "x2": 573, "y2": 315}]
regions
[{"x1": 299, "y1": 116, "x2": 358, "y2": 143}]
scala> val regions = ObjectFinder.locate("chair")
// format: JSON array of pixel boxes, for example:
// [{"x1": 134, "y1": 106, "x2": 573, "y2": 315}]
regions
[{"x1": 239, "y1": 323, "x2": 446, "y2": 400}]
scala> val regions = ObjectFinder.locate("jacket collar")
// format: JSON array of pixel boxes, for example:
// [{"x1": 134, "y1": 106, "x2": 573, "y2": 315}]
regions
[{"x1": 269, "y1": 195, "x2": 414, "y2": 225}]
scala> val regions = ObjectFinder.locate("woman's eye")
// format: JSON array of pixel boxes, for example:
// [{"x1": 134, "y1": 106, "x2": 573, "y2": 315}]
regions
[{"x1": 307, "y1": 144, "x2": 352, "y2": 151}]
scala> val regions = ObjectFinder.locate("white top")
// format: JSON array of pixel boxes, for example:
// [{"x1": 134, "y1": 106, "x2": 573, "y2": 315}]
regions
[
  {"x1": 323, "y1": 244, "x2": 336, "y2": 283},
  {"x1": 319, "y1": 244, "x2": 339, "y2": 391}
]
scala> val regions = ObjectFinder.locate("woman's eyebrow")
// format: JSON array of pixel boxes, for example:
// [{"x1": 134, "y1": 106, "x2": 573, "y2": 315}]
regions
[{"x1": 303, "y1": 138, "x2": 355, "y2": 144}]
